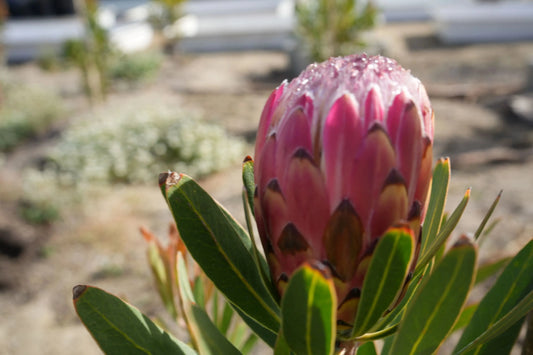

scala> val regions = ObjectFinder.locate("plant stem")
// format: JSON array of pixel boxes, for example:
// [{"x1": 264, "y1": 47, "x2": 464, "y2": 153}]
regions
[{"x1": 337, "y1": 340, "x2": 357, "y2": 355}]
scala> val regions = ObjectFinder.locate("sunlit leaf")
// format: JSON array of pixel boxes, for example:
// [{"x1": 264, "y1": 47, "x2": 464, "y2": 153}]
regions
[
  {"x1": 356, "y1": 341, "x2": 378, "y2": 355},
  {"x1": 390, "y1": 237, "x2": 477, "y2": 355},
  {"x1": 281, "y1": 263, "x2": 337, "y2": 355},
  {"x1": 352, "y1": 226, "x2": 414, "y2": 337},
  {"x1": 475, "y1": 257, "x2": 510, "y2": 285},
  {"x1": 454, "y1": 290, "x2": 533, "y2": 355},
  {"x1": 452, "y1": 304, "x2": 478, "y2": 333},
  {"x1": 176, "y1": 253, "x2": 240, "y2": 355},
  {"x1": 160, "y1": 172, "x2": 280, "y2": 333},
  {"x1": 474, "y1": 190, "x2": 501, "y2": 241},
  {"x1": 242, "y1": 156, "x2": 255, "y2": 216},
  {"x1": 415, "y1": 188, "x2": 470, "y2": 276},
  {"x1": 454, "y1": 239, "x2": 533, "y2": 355},
  {"x1": 419, "y1": 158, "x2": 450, "y2": 257},
  {"x1": 73, "y1": 285, "x2": 196, "y2": 355}
]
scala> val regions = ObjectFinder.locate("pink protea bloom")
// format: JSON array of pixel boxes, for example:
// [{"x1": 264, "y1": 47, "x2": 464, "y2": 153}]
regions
[{"x1": 253, "y1": 54, "x2": 434, "y2": 324}]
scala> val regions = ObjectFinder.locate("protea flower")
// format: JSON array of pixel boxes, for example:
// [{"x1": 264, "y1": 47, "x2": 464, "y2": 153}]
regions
[{"x1": 253, "y1": 54, "x2": 434, "y2": 324}]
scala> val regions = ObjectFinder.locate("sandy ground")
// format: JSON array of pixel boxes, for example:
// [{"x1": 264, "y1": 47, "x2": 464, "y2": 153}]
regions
[{"x1": 1, "y1": 22, "x2": 533, "y2": 354}]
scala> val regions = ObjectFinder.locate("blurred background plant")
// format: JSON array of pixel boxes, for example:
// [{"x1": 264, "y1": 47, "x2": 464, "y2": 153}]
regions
[
  {"x1": 141, "y1": 224, "x2": 258, "y2": 354},
  {"x1": 63, "y1": 0, "x2": 113, "y2": 103},
  {"x1": 45, "y1": 104, "x2": 245, "y2": 184},
  {"x1": 148, "y1": 0, "x2": 187, "y2": 54},
  {"x1": 108, "y1": 51, "x2": 163, "y2": 88},
  {"x1": 0, "y1": 75, "x2": 65, "y2": 152},
  {"x1": 19, "y1": 102, "x2": 245, "y2": 223},
  {"x1": 295, "y1": 0, "x2": 378, "y2": 62}
]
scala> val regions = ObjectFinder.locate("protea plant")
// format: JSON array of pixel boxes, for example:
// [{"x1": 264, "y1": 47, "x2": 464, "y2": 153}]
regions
[
  {"x1": 73, "y1": 53, "x2": 533, "y2": 355},
  {"x1": 253, "y1": 54, "x2": 434, "y2": 325}
]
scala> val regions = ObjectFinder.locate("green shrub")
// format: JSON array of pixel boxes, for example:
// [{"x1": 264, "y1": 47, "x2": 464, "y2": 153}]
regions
[
  {"x1": 20, "y1": 201, "x2": 61, "y2": 225},
  {"x1": 0, "y1": 83, "x2": 65, "y2": 152},
  {"x1": 47, "y1": 104, "x2": 246, "y2": 184},
  {"x1": 109, "y1": 51, "x2": 163, "y2": 85},
  {"x1": 295, "y1": 0, "x2": 378, "y2": 62}
]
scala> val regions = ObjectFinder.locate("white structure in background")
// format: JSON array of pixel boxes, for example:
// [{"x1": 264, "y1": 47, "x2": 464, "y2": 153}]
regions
[
  {"x1": 169, "y1": 0, "x2": 295, "y2": 52},
  {"x1": 2, "y1": 17, "x2": 84, "y2": 61},
  {"x1": 1, "y1": 0, "x2": 153, "y2": 62},
  {"x1": 3, "y1": 0, "x2": 533, "y2": 62},
  {"x1": 433, "y1": 1, "x2": 533, "y2": 44},
  {"x1": 373, "y1": 0, "x2": 474, "y2": 22}
]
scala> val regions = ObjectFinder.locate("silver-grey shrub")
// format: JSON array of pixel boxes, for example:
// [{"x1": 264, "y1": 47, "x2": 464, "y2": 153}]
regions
[{"x1": 48, "y1": 105, "x2": 246, "y2": 184}]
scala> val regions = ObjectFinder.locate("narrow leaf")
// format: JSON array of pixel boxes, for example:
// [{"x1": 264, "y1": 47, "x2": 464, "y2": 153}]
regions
[
  {"x1": 370, "y1": 267, "x2": 426, "y2": 331},
  {"x1": 454, "y1": 291, "x2": 533, "y2": 354},
  {"x1": 274, "y1": 332, "x2": 292, "y2": 355},
  {"x1": 219, "y1": 301, "x2": 234, "y2": 335},
  {"x1": 73, "y1": 285, "x2": 196, "y2": 355},
  {"x1": 390, "y1": 237, "x2": 477, "y2": 355},
  {"x1": 415, "y1": 188, "x2": 470, "y2": 276},
  {"x1": 242, "y1": 159, "x2": 272, "y2": 287},
  {"x1": 176, "y1": 253, "x2": 241, "y2": 355},
  {"x1": 474, "y1": 190, "x2": 502, "y2": 241},
  {"x1": 475, "y1": 257, "x2": 511, "y2": 285},
  {"x1": 356, "y1": 342, "x2": 378, "y2": 355},
  {"x1": 233, "y1": 306, "x2": 278, "y2": 348},
  {"x1": 160, "y1": 173, "x2": 280, "y2": 333},
  {"x1": 242, "y1": 188, "x2": 273, "y2": 296},
  {"x1": 242, "y1": 156, "x2": 255, "y2": 216},
  {"x1": 282, "y1": 263, "x2": 337, "y2": 355},
  {"x1": 212, "y1": 290, "x2": 219, "y2": 326},
  {"x1": 229, "y1": 322, "x2": 248, "y2": 348},
  {"x1": 452, "y1": 304, "x2": 478, "y2": 333},
  {"x1": 193, "y1": 276, "x2": 206, "y2": 309},
  {"x1": 420, "y1": 158, "x2": 450, "y2": 257},
  {"x1": 381, "y1": 334, "x2": 394, "y2": 355},
  {"x1": 240, "y1": 334, "x2": 259, "y2": 355},
  {"x1": 454, "y1": 239, "x2": 533, "y2": 355},
  {"x1": 352, "y1": 226, "x2": 414, "y2": 337},
  {"x1": 355, "y1": 323, "x2": 399, "y2": 342}
]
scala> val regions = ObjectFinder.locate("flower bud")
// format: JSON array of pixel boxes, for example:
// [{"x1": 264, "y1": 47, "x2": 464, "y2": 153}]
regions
[{"x1": 253, "y1": 54, "x2": 434, "y2": 323}]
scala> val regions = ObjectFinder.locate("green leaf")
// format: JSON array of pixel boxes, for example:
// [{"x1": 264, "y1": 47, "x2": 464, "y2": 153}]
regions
[
  {"x1": 355, "y1": 323, "x2": 399, "y2": 342},
  {"x1": 452, "y1": 304, "x2": 478, "y2": 333},
  {"x1": 229, "y1": 322, "x2": 248, "y2": 348},
  {"x1": 242, "y1": 156, "x2": 255, "y2": 217},
  {"x1": 241, "y1": 183, "x2": 274, "y2": 297},
  {"x1": 240, "y1": 334, "x2": 259, "y2": 355},
  {"x1": 73, "y1": 285, "x2": 196, "y2": 355},
  {"x1": 454, "y1": 290, "x2": 533, "y2": 354},
  {"x1": 160, "y1": 173, "x2": 280, "y2": 333},
  {"x1": 370, "y1": 267, "x2": 427, "y2": 332},
  {"x1": 352, "y1": 226, "x2": 415, "y2": 337},
  {"x1": 274, "y1": 332, "x2": 292, "y2": 355},
  {"x1": 390, "y1": 237, "x2": 477, "y2": 355},
  {"x1": 193, "y1": 276, "x2": 206, "y2": 309},
  {"x1": 419, "y1": 157, "x2": 450, "y2": 257},
  {"x1": 146, "y1": 241, "x2": 178, "y2": 319},
  {"x1": 219, "y1": 300, "x2": 234, "y2": 335},
  {"x1": 453, "y1": 239, "x2": 533, "y2": 355},
  {"x1": 474, "y1": 190, "x2": 501, "y2": 241},
  {"x1": 281, "y1": 263, "x2": 337, "y2": 355},
  {"x1": 232, "y1": 306, "x2": 278, "y2": 348},
  {"x1": 356, "y1": 342, "x2": 378, "y2": 355},
  {"x1": 381, "y1": 334, "x2": 394, "y2": 355},
  {"x1": 176, "y1": 253, "x2": 241, "y2": 355},
  {"x1": 415, "y1": 188, "x2": 470, "y2": 276},
  {"x1": 474, "y1": 257, "x2": 511, "y2": 285}
]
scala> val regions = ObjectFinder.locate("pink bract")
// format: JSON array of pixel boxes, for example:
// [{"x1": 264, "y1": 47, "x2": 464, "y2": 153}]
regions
[{"x1": 253, "y1": 54, "x2": 434, "y2": 324}]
